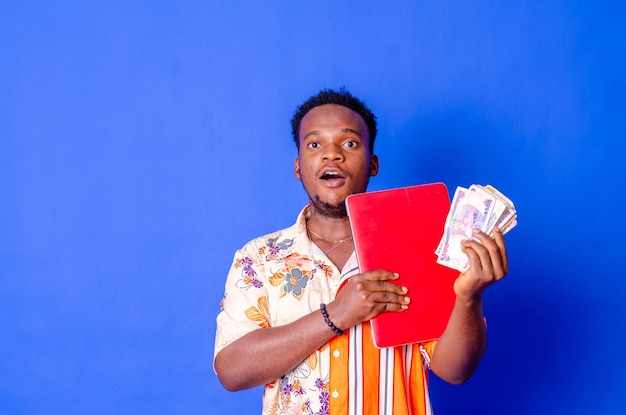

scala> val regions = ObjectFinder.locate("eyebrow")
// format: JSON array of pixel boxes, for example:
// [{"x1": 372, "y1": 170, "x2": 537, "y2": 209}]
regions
[{"x1": 302, "y1": 128, "x2": 364, "y2": 140}]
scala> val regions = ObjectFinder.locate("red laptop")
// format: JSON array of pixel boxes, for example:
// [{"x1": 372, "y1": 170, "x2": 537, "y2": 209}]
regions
[{"x1": 345, "y1": 182, "x2": 459, "y2": 348}]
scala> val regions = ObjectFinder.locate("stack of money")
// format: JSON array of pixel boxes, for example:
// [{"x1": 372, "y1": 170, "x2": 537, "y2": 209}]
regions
[{"x1": 436, "y1": 185, "x2": 517, "y2": 272}]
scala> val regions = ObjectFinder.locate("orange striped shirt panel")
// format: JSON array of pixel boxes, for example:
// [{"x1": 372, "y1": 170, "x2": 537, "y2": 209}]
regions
[{"x1": 329, "y1": 256, "x2": 437, "y2": 415}]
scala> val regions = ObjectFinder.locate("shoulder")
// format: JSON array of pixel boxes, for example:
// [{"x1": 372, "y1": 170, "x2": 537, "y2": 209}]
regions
[{"x1": 234, "y1": 206, "x2": 310, "y2": 261}]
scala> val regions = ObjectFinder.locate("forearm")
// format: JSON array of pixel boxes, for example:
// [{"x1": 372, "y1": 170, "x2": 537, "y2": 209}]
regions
[
  {"x1": 429, "y1": 295, "x2": 487, "y2": 384},
  {"x1": 215, "y1": 309, "x2": 336, "y2": 391}
]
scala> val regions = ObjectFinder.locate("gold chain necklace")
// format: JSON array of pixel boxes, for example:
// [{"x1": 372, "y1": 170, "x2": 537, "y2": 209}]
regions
[{"x1": 306, "y1": 225, "x2": 353, "y2": 255}]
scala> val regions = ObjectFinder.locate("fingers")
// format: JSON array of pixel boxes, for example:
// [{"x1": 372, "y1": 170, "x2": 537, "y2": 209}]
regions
[
  {"x1": 461, "y1": 229, "x2": 508, "y2": 281},
  {"x1": 492, "y1": 228, "x2": 509, "y2": 274},
  {"x1": 358, "y1": 270, "x2": 406, "y2": 293},
  {"x1": 362, "y1": 269, "x2": 401, "y2": 282},
  {"x1": 342, "y1": 270, "x2": 410, "y2": 314},
  {"x1": 353, "y1": 273, "x2": 408, "y2": 299}
]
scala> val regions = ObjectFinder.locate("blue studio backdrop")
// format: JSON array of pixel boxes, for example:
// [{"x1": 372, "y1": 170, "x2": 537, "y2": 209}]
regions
[{"x1": 2, "y1": 1, "x2": 625, "y2": 414}]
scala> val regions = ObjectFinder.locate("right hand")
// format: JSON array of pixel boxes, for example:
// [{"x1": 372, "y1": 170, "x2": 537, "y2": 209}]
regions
[{"x1": 327, "y1": 270, "x2": 410, "y2": 330}]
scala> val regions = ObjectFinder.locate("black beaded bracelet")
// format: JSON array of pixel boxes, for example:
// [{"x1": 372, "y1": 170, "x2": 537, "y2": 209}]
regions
[{"x1": 320, "y1": 303, "x2": 344, "y2": 336}]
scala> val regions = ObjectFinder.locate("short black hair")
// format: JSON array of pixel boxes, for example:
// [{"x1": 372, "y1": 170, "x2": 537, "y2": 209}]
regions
[{"x1": 290, "y1": 88, "x2": 378, "y2": 153}]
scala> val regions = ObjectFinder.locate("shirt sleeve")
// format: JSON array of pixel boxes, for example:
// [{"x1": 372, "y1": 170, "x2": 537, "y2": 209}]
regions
[{"x1": 214, "y1": 241, "x2": 270, "y2": 360}]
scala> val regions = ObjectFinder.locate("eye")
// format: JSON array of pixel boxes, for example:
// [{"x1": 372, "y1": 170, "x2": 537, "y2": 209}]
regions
[
  {"x1": 344, "y1": 140, "x2": 358, "y2": 148},
  {"x1": 307, "y1": 142, "x2": 320, "y2": 149}
]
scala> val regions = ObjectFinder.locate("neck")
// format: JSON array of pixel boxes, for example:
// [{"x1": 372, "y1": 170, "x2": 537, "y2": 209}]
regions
[{"x1": 307, "y1": 208, "x2": 352, "y2": 242}]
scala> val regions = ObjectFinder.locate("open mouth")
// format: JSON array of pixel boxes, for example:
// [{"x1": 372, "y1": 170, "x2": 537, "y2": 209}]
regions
[
  {"x1": 318, "y1": 169, "x2": 347, "y2": 187},
  {"x1": 321, "y1": 171, "x2": 342, "y2": 180}
]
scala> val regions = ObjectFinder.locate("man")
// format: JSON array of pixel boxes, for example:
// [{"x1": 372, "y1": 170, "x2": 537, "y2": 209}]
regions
[{"x1": 214, "y1": 89, "x2": 508, "y2": 415}]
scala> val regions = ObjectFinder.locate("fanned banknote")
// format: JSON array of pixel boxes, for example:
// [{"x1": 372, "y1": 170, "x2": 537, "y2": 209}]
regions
[{"x1": 436, "y1": 184, "x2": 517, "y2": 272}]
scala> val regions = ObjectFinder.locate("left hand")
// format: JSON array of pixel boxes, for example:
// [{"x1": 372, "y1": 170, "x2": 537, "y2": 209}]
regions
[{"x1": 454, "y1": 228, "x2": 508, "y2": 302}]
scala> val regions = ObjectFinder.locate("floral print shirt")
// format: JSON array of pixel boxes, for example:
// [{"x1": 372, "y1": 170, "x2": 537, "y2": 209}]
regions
[
  {"x1": 215, "y1": 206, "x2": 436, "y2": 415},
  {"x1": 215, "y1": 206, "x2": 341, "y2": 414}
]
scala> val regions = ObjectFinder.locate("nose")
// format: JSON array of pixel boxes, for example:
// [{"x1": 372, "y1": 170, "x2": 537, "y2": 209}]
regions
[{"x1": 322, "y1": 143, "x2": 345, "y2": 161}]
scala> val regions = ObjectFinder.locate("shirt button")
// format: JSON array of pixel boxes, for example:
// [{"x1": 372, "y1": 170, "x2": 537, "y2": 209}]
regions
[
  {"x1": 333, "y1": 349, "x2": 340, "y2": 358},
  {"x1": 332, "y1": 390, "x2": 339, "y2": 399}
]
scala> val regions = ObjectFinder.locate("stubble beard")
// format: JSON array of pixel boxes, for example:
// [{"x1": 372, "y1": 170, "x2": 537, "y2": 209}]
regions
[{"x1": 309, "y1": 194, "x2": 348, "y2": 219}]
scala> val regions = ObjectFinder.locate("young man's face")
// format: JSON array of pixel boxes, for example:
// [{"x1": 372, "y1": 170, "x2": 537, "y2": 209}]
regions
[{"x1": 294, "y1": 104, "x2": 379, "y2": 218}]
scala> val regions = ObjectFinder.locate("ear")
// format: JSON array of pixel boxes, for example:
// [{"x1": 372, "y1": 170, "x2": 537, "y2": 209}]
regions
[
  {"x1": 369, "y1": 154, "x2": 379, "y2": 177},
  {"x1": 294, "y1": 158, "x2": 301, "y2": 179}
]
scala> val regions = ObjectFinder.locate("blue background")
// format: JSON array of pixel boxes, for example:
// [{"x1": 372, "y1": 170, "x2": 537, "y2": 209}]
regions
[{"x1": 2, "y1": 1, "x2": 625, "y2": 414}]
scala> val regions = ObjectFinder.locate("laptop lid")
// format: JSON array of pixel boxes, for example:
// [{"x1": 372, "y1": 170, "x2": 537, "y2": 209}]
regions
[{"x1": 345, "y1": 182, "x2": 459, "y2": 348}]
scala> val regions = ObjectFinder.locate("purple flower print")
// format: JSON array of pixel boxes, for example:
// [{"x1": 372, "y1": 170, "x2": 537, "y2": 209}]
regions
[{"x1": 269, "y1": 245, "x2": 281, "y2": 256}]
